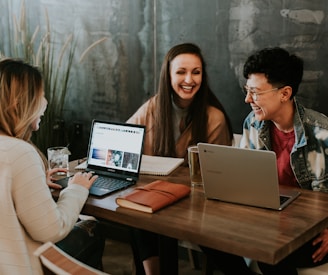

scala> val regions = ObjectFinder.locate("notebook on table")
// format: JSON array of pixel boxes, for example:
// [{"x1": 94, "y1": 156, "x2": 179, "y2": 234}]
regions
[
  {"x1": 57, "y1": 120, "x2": 145, "y2": 196},
  {"x1": 197, "y1": 143, "x2": 300, "y2": 210},
  {"x1": 140, "y1": 155, "x2": 184, "y2": 176},
  {"x1": 75, "y1": 155, "x2": 184, "y2": 176}
]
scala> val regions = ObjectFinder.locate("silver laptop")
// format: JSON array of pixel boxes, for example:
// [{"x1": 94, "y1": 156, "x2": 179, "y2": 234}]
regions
[
  {"x1": 197, "y1": 143, "x2": 300, "y2": 210},
  {"x1": 57, "y1": 120, "x2": 145, "y2": 196}
]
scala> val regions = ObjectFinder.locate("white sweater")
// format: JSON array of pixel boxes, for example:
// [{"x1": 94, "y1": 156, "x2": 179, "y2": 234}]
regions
[{"x1": 0, "y1": 136, "x2": 89, "y2": 274}]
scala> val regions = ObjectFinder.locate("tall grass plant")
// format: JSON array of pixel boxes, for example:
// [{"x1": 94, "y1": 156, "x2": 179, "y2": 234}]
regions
[{"x1": 0, "y1": 0, "x2": 106, "y2": 154}]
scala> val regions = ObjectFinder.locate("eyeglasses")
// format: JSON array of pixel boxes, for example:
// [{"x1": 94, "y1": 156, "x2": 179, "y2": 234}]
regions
[{"x1": 242, "y1": 85, "x2": 284, "y2": 101}]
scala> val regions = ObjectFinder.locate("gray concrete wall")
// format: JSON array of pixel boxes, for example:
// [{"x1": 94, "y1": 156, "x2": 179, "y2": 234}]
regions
[{"x1": 1, "y1": 0, "x2": 328, "y2": 147}]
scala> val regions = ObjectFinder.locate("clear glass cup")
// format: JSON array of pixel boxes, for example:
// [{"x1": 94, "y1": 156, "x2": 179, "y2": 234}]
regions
[
  {"x1": 47, "y1": 146, "x2": 70, "y2": 175},
  {"x1": 187, "y1": 146, "x2": 203, "y2": 187}
]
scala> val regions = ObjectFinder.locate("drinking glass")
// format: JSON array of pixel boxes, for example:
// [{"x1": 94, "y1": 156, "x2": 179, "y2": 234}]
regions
[
  {"x1": 187, "y1": 146, "x2": 203, "y2": 187},
  {"x1": 47, "y1": 146, "x2": 70, "y2": 175}
]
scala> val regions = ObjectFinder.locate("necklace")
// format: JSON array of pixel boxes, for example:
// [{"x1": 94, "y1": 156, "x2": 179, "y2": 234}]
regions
[{"x1": 281, "y1": 127, "x2": 294, "y2": 133}]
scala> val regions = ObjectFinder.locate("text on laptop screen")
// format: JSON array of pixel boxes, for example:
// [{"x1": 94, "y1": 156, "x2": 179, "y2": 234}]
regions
[{"x1": 87, "y1": 121, "x2": 145, "y2": 173}]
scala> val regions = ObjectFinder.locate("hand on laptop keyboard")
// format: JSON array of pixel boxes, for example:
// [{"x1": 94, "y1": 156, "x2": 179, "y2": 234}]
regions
[{"x1": 69, "y1": 171, "x2": 98, "y2": 189}]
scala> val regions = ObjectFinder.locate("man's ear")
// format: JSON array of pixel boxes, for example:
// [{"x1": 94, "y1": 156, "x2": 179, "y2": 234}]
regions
[{"x1": 280, "y1": 86, "x2": 293, "y2": 102}]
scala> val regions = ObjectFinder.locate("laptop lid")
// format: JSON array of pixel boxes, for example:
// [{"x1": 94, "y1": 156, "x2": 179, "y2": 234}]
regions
[
  {"x1": 198, "y1": 143, "x2": 300, "y2": 210},
  {"x1": 85, "y1": 120, "x2": 145, "y2": 182}
]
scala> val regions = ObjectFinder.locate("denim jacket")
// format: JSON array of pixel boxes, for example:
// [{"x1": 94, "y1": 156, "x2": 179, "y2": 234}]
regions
[{"x1": 240, "y1": 98, "x2": 328, "y2": 192}]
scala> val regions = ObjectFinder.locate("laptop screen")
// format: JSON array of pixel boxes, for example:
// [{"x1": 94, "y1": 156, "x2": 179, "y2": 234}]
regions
[{"x1": 86, "y1": 120, "x2": 145, "y2": 178}]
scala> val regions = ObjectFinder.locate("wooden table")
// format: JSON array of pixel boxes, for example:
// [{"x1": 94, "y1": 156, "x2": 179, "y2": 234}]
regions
[{"x1": 54, "y1": 160, "x2": 328, "y2": 271}]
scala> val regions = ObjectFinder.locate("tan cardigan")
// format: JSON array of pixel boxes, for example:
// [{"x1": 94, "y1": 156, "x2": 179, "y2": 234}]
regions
[
  {"x1": 0, "y1": 136, "x2": 88, "y2": 275},
  {"x1": 127, "y1": 96, "x2": 232, "y2": 164}
]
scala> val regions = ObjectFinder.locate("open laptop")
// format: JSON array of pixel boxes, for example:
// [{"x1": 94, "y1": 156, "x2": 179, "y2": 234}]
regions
[
  {"x1": 57, "y1": 120, "x2": 145, "y2": 196},
  {"x1": 197, "y1": 143, "x2": 300, "y2": 210}
]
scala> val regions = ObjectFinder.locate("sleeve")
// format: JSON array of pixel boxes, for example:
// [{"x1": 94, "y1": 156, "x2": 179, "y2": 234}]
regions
[{"x1": 12, "y1": 142, "x2": 88, "y2": 243}]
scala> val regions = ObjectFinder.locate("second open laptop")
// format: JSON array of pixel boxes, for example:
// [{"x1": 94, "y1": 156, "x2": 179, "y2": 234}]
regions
[
  {"x1": 197, "y1": 143, "x2": 300, "y2": 210},
  {"x1": 57, "y1": 120, "x2": 145, "y2": 196},
  {"x1": 85, "y1": 120, "x2": 145, "y2": 196}
]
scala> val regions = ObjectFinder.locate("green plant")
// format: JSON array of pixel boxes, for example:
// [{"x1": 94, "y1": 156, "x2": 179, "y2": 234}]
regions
[{"x1": 0, "y1": 1, "x2": 106, "y2": 154}]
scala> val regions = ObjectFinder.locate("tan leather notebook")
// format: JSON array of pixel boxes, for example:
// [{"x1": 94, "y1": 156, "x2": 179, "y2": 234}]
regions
[{"x1": 116, "y1": 180, "x2": 191, "y2": 213}]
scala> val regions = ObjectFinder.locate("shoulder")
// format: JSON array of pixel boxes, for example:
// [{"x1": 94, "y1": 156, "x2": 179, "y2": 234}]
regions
[
  {"x1": 127, "y1": 96, "x2": 157, "y2": 123},
  {"x1": 0, "y1": 136, "x2": 36, "y2": 157},
  {"x1": 296, "y1": 101, "x2": 328, "y2": 130},
  {"x1": 0, "y1": 136, "x2": 43, "y2": 176},
  {"x1": 0, "y1": 138, "x2": 42, "y2": 173},
  {"x1": 138, "y1": 95, "x2": 158, "y2": 109},
  {"x1": 301, "y1": 107, "x2": 328, "y2": 142},
  {"x1": 303, "y1": 108, "x2": 328, "y2": 128},
  {"x1": 206, "y1": 105, "x2": 225, "y2": 121}
]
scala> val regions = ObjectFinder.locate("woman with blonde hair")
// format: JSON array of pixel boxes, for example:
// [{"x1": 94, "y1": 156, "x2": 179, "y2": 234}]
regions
[{"x1": 0, "y1": 58, "x2": 105, "y2": 274}]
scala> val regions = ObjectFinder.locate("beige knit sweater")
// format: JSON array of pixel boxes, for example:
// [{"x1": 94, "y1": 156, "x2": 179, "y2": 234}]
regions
[
  {"x1": 127, "y1": 95, "x2": 232, "y2": 165},
  {"x1": 0, "y1": 136, "x2": 88, "y2": 274}
]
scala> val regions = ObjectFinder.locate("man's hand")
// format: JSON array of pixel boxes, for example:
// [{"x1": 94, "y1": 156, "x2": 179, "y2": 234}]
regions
[{"x1": 312, "y1": 228, "x2": 328, "y2": 263}]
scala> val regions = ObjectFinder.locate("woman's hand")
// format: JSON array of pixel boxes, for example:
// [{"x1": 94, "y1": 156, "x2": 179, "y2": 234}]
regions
[
  {"x1": 46, "y1": 168, "x2": 68, "y2": 189},
  {"x1": 312, "y1": 228, "x2": 328, "y2": 263},
  {"x1": 68, "y1": 171, "x2": 98, "y2": 189}
]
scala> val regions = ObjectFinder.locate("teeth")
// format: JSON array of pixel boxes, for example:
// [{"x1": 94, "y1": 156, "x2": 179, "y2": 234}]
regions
[{"x1": 182, "y1": 86, "x2": 192, "y2": 90}]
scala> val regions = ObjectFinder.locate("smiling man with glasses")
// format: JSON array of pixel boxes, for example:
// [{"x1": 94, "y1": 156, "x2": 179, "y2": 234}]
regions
[{"x1": 239, "y1": 47, "x2": 328, "y2": 275}]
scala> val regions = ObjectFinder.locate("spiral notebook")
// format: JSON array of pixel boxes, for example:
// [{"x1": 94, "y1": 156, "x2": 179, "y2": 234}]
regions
[
  {"x1": 75, "y1": 154, "x2": 184, "y2": 176},
  {"x1": 140, "y1": 155, "x2": 184, "y2": 176}
]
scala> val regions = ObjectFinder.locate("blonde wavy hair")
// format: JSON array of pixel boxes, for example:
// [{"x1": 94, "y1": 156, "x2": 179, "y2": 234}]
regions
[{"x1": 0, "y1": 58, "x2": 48, "y2": 169}]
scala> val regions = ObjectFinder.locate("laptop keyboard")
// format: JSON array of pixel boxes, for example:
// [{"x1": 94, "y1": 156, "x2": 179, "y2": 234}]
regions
[
  {"x1": 280, "y1": 195, "x2": 289, "y2": 205},
  {"x1": 93, "y1": 176, "x2": 133, "y2": 192}
]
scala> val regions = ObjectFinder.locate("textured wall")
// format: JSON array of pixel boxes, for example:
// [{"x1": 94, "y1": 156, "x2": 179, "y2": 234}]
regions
[{"x1": 1, "y1": 0, "x2": 328, "y2": 150}]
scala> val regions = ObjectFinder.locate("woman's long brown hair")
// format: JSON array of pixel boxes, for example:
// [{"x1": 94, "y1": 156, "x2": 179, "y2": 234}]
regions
[{"x1": 153, "y1": 43, "x2": 233, "y2": 157}]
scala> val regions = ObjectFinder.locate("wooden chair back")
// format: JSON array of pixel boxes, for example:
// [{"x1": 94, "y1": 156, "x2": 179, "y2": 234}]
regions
[{"x1": 34, "y1": 242, "x2": 109, "y2": 275}]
